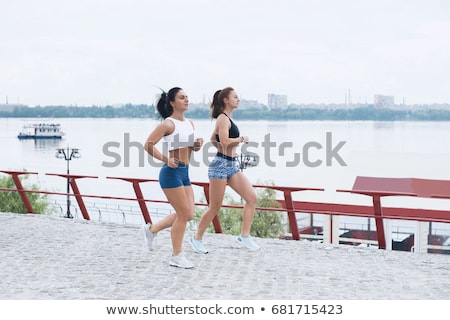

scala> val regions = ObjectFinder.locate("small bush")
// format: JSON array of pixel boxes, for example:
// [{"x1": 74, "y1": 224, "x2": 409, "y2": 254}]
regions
[
  {"x1": 193, "y1": 180, "x2": 285, "y2": 238},
  {"x1": 0, "y1": 173, "x2": 51, "y2": 214}
]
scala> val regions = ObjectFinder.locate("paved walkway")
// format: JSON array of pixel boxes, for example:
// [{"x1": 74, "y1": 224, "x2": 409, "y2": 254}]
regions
[{"x1": 0, "y1": 212, "x2": 449, "y2": 300}]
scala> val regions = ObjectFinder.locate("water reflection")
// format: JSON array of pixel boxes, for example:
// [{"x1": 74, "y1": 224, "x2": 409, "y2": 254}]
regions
[
  {"x1": 19, "y1": 138, "x2": 64, "y2": 152},
  {"x1": 373, "y1": 121, "x2": 395, "y2": 130}
]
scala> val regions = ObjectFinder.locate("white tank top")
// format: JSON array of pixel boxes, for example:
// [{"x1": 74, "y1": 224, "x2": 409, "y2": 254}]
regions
[{"x1": 162, "y1": 117, "x2": 195, "y2": 152}]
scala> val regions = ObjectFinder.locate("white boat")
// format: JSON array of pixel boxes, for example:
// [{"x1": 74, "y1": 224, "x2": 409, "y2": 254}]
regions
[{"x1": 17, "y1": 123, "x2": 64, "y2": 139}]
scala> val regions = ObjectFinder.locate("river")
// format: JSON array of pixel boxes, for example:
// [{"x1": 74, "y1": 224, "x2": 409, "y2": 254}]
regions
[{"x1": 1, "y1": 117, "x2": 450, "y2": 235}]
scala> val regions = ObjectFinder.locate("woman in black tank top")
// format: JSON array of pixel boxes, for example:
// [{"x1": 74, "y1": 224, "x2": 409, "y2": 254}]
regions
[
  {"x1": 189, "y1": 87, "x2": 261, "y2": 254},
  {"x1": 215, "y1": 113, "x2": 240, "y2": 142}
]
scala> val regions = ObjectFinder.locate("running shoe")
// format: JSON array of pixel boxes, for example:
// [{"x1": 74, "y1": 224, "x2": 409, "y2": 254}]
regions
[
  {"x1": 189, "y1": 236, "x2": 209, "y2": 254},
  {"x1": 169, "y1": 253, "x2": 194, "y2": 269},
  {"x1": 141, "y1": 223, "x2": 156, "y2": 252},
  {"x1": 237, "y1": 234, "x2": 261, "y2": 251}
]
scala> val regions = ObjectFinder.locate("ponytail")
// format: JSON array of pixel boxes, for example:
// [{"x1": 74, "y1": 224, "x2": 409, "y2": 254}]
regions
[
  {"x1": 210, "y1": 86, "x2": 234, "y2": 119},
  {"x1": 156, "y1": 87, "x2": 182, "y2": 119},
  {"x1": 210, "y1": 90, "x2": 223, "y2": 118}
]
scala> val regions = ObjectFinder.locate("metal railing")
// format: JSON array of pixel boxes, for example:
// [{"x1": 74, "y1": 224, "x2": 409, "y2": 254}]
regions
[{"x1": 1, "y1": 170, "x2": 449, "y2": 254}]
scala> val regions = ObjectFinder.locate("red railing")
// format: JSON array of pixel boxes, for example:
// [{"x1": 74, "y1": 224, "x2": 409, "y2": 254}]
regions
[
  {"x1": 0, "y1": 170, "x2": 323, "y2": 240},
  {"x1": 2, "y1": 170, "x2": 450, "y2": 250}
]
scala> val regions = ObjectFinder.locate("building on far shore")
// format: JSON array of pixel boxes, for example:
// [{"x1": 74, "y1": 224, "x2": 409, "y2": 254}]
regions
[
  {"x1": 374, "y1": 94, "x2": 394, "y2": 108},
  {"x1": 268, "y1": 93, "x2": 288, "y2": 109}
]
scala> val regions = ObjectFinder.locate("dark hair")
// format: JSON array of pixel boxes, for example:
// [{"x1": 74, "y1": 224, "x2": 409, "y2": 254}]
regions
[
  {"x1": 156, "y1": 87, "x2": 182, "y2": 119},
  {"x1": 210, "y1": 87, "x2": 234, "y2": 119}
]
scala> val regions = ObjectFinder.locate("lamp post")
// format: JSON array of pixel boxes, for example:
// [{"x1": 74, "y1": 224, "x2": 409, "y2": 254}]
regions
[
  {"x1": 236, "y1": 153, "x2": 258, "y2": 202},
  {"x1": 56, "y1": 146, "x2": 81, "y2": 218},
  {"x1": 237, "y1": 153, "x2": 258, "y2": 172}
]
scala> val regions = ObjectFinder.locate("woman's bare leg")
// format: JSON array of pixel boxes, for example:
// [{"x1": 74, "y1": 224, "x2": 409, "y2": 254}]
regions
[
  {"x1": 194, "y1": 178, "x2": 227, "y2": 240},
  {"x1": 162, "y1": 185, "x2": 195, "y2": 255},
  {"x1": 228, "y1": 172, "x2": 257, "y2": 237},
  {"x1": 149, "y1": 213, "x2": 176, "y2": 233}
]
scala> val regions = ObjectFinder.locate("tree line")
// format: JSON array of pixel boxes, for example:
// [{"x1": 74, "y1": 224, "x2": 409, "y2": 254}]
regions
[{"x1": 2, "y1": 103, "x2": 450, "y2": 121}]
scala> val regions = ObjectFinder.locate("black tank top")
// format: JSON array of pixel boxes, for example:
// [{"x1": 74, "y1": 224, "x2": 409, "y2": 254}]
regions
[{"x1": 215, "y1": 113, "x2": 240, "y2": 142}]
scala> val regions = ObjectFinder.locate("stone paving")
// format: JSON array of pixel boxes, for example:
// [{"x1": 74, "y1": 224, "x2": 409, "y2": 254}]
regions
[{"x1": 1, "y1": 212, "x2": 449, "y2": 300}]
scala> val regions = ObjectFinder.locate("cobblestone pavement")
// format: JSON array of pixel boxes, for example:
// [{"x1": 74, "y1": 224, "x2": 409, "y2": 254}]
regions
[{"x1": 1, "y1": 212, "x2": 449, "y2": 300}]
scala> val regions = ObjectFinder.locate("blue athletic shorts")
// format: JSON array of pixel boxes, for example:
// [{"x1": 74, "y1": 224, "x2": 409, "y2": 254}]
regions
[
  {"x1": 208, "y1": 153, "x2": 240, "y2": 179},
  {"x1": 159, "y1": 163, "x2": 191, "y2": 188}
]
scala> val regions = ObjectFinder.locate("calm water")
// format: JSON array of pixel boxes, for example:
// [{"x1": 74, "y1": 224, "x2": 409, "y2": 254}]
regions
[{"x1": 1, "y1": 117, "x2": 450, "y2": 233}]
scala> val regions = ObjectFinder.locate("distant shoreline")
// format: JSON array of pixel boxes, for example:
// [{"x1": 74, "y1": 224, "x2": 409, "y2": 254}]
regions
[{"x1": 2, "y1": 104, "x2": 450, "y2": 121}]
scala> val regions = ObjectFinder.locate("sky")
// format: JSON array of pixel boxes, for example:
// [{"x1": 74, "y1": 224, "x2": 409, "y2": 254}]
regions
[{"x1": 1, "y1": 0, "x2": 450, "y2": 106}]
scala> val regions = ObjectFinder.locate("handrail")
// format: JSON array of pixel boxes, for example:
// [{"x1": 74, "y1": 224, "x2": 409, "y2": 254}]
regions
[
  {"x1": 46, "y1": 173, "x2": 98, "y2": 220},
  {"x1": 1, "y1": 170, "x2": 449, "y2": 249},
  {"x1": 0, "y1": 170, "x2": 324, "y2": 240}
]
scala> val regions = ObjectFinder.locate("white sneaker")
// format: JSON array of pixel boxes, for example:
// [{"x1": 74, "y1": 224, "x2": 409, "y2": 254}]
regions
[
  {"x1": 141, "y1": 223, "x2": 156, "y2": 252},
  {"x1": 237, "y1": 234, "x2": 261, "y2": 251},
  {"x1": 169, "y1": 253, "x2": 194, "y2": 269},
  {"x1": 189, "y1": 236, "x2": 209, "y2": 254}
]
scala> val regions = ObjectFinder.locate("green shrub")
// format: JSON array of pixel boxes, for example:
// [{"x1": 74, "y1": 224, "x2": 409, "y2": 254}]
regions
[
  {"x1": 193, "y1": 180, "x2": 285, "y2": 238},
  {"x1": 0, "y1": 173, "x2": 51, "y2": 214}
]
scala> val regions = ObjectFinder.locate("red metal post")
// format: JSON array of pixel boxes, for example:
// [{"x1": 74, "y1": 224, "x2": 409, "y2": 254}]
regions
[
  {"x1": 106, "y1": 177, "x2": 158, "y2": 224},
  {"x1": 46, "y1": 173, "x2": 97, "y2": 220},
  {"x1": 283, "y1": 190, "x2": 300, "y2": 240},
  {"x1": 254, "y1": 185, "x2": 324, "y2": 241},
  {"x1": 191, "y1": 181, "x2": 222, "y2": 233},
  {"x1": 68, "y1": 178, "x2": 91, "y2": 220},
  {"x1": 131, "y1": 180, "x2": 152, "y2": 224},
  {"x1": 1, "y1": 170, "x2": 38, "y2": 213},
  {"x1": 372, "y1": 195, "x2": 387, "y2": 249}
]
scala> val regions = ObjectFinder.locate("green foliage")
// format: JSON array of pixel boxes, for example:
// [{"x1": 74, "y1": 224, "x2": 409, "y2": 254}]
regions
[
  {"x1": 194, "y1": 180, "x2": 285, "y2": 238},
  {"x1": 251, "y1": 185, "x2": 286, "y2": 238},
  {"x1": 3, "y1": 104, "x2": 450, "y2": 120},
  {"x1": 0, "y1": 174, "x2": 51, "y2": 214},
  {"x1": 3, "y1": 104, "x2": 156, "y2": 118}
]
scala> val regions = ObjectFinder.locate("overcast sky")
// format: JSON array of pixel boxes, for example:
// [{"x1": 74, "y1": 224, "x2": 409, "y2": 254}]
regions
[{"x1": 1, "y1": 0, "x2": 450, "y2": 106}]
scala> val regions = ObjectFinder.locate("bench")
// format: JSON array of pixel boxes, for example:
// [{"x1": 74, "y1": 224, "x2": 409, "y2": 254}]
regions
[{"x1": 336, "y1": 176, "x2": 450, "y2": 249}]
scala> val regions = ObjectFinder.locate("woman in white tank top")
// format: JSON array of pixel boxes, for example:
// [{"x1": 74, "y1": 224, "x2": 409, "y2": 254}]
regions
[{"x1": 141, "y1": 87, "x2": 203, "y2": 269}]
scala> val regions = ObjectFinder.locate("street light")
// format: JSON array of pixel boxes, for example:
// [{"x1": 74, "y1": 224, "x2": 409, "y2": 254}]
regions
[
  {"x1": 55, "y1": 146, "x2": 81, "y2": 218},
  {"x1": 237, "y1": 153, "x2": 258, "y2": 172}
]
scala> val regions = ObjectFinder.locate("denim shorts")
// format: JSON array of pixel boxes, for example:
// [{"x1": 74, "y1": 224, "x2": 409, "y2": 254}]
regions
[
  {"x1": 208, "y1": 153, "x2": 240, "y2": 179},
  {"x1": 159, "y1": 163, "x2": 191, "y2": 188}
]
